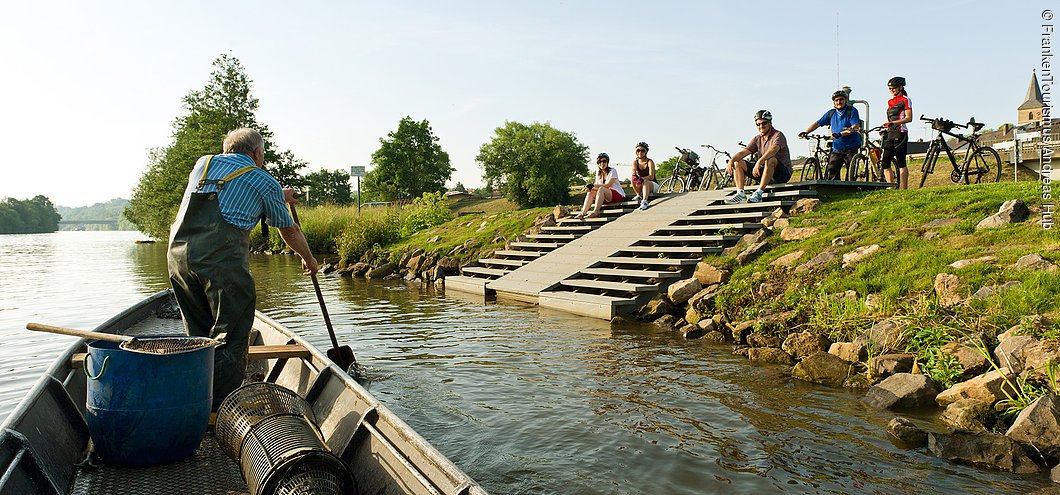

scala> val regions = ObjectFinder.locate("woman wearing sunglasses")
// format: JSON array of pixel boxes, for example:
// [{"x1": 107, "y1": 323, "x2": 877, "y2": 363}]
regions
[
  {"x1": 630, "y1": 142, "x2": 658, "y2": 210},
  {"x1": 575, "y1": 153, "x2": 626, "y2": 219}
]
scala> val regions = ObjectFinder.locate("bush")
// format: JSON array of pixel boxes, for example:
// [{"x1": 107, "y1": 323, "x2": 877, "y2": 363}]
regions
[
  {"x1": 335, "y1": 209, "x2": 402, "y2": 262},
  {"x1": 400, "y1": 192, "x2": 452, "y2": 237}
]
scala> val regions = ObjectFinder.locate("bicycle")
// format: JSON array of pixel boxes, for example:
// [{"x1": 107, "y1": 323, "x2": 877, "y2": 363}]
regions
[
  {"x1": 917, "y1": 115, "x2": 1002, "y2": 188},
  {"x1": 848, "y1": 125, "x2": 887, "y2": 183},
  {"x1": 696, "y1": 144, "x2": 734, "y2": 190},
  {"x1": 798, "y1": 134, "x2": 832, "y2": 181},
  {"x1": 659, "y1": 147, "x2": 702, "y2": 193}
]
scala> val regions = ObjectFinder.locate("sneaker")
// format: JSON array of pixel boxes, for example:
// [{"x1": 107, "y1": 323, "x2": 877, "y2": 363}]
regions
[
  {"x1": 632, "y1": 195, "x2": 642, "y2": 202},
  {"x1": 748, "y1": 189, "x2": 764, "y2": 203},
  {"x1": 725, "y1": 192, "x2": 747, "y2": 204},
  {"x1": 639, "y1": 200, "x2": 650, "y2": 210}
]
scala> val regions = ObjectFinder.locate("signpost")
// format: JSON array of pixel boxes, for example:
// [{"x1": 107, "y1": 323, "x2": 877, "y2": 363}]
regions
[{"x1": 350, "y1": 166, "x2": 366, "y2": 214}]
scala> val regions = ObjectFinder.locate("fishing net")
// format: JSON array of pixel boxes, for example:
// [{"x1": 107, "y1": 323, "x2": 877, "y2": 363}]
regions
[{"x1": 120, "y1": 336, "x2": 217, "y2": 355}]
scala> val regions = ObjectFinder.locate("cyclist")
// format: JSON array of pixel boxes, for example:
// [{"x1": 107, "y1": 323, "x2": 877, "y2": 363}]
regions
[
  {"x1": 630, "y1": 141, "x2": 658, "y2": 210},
  {"x1": 726, "y1": 110, "x2": 793, "y2": 204},
  {"x1": 575, "y1": 152, "x2": 626, "y2": 219},
  {"x1": 881, "y1": 76, "x2": 912, "y2": 189},
  {"x1": 799, "y1": 90, "x2": 862, "y2": 180}
]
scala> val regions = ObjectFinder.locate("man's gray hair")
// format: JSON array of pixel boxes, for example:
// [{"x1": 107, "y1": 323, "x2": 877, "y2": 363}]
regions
[{"x1": 222, "y1": 128, "x2": 265, "y2": 155}]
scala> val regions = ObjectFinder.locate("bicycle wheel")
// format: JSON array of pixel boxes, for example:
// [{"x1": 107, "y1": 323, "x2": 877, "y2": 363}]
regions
[
  {"x1": 848, "y1": 154, "x2": 866, "y2": 182},
  {"x1": 801, "y1": 158, "x2": 821, "y2": 181},
  {"x1": 716, "y1": 170, "x2": 734, "y2": 189},
  {"x1": 699, "y1": 168, "x2": 716, "y2": 191},
  {"x1": 659, "y1": 175, "x2": 685, "y2": 194},
  {"x1": 919, "y1": 149, "x2": 936, "y2": 188},
  {"x1": 967, "y1": 147, "x2": 1002, "y2": 184}
]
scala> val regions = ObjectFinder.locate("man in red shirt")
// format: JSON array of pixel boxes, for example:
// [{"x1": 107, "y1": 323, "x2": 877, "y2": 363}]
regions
[{"x1": 726, "y1": 110, "x2": 793, "y2": 204}]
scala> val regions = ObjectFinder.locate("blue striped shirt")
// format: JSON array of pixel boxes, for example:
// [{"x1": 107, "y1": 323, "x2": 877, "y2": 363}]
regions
[{"x1": 177, "y1": 153, "x2": 294, "y2": 231}]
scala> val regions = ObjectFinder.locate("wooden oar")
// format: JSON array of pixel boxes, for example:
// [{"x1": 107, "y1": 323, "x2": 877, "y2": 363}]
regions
[
  {"x1": 26, "y1": 322, "x2": 130, "y2": 343},
  {"x1": 288, "y1": 202, "x2": 358, "y2": 372}
]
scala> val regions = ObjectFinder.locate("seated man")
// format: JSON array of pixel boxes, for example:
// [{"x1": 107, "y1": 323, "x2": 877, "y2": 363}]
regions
[
  {"x1": 799, "y1": 90, "x2": 862, "y2": 180},
  {"x1": 726, "y1": 110, "x2": 793, "y2": 204}
]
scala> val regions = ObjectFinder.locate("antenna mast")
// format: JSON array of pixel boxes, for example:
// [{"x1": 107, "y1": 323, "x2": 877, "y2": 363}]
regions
[{"x1": 836, "y1": 12, "x2": 840, "y2": 88}]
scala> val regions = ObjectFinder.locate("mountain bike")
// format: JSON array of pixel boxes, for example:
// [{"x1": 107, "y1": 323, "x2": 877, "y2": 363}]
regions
[
  {"x1": 798, "y1": 134, "x2": 832, "y2": 181},
  {"x1": 696, "y1": 144, "x2": 735, "y2": 190},
  {"x1": 848, "y1": 126, "x2": 887, "y2": 183},
  {"x1": 917, "y1": 115, "x2": 1001, "y2": 188},
  {"x1": 658, "y1": 147, "x2": 702, "y2": 193}
]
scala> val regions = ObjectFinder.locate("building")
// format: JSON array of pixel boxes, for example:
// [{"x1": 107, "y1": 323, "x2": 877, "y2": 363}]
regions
[{"x1": 1017, "y1": 70, "x2": 1045, "y2": 126}]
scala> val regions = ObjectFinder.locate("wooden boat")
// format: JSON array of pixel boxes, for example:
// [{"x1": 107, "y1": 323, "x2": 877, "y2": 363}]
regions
[{"x1": 0, "y1": 290, "x2": 488, "y2": 495}]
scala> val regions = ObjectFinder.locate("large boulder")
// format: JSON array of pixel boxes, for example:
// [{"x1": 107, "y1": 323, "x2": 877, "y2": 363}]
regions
[
  {"x1": 688, "y1": 284, "x2": 721, "y2": 312},
  {"x1": 731, "y1": 320, "x2": 755, "y2": 345},
  {"x1": 939, "y1": 398, "x2": 992, "y2": 432},
  {"x1": 933, "y1": 273, "x2": 963, "y2": 307},
  {"x1": 870, "y1": 353, "x2": 915, "y2": 379},
  {"x1": 667, "y1": 278, "x2": 702, "y2": 306},
  {"x1": 747, "y1": 333, "x2": 784, "y2": 349},
  {"x1": 939, "y1": 341, "x2": 990, "y2": 379},
  {"x1": 975, "y1": 199, "x2": 1030, "y2": 230},
  {"x1": 366, "y1": 261, "x2": 398, "y2": 279},
  {"x1": 928, "y1": 431, "x2": 1041, "y2": 473},
  {"x1": 936, "y1": 369, "x2": 1017, "y2": 407},
  {"x1": 694, "y1": 262, "x2": 731, "y2": 285},
  {"x1": 853, "y1": 319, "x2": 903, "y2": 356},
  {"x1": 1006, "y1": 394, "x2": 1060, "y2": 464},
  {"x1": 829, "y1": 342, "x2": 866, "y2": 363},
  {"x1": 782, "y1": 331, "x2": 832, "y2": 360},
  {"x1": 638, "y1": 296, "x2": 675, "y2": 321},
  {"x1": 747, "y1": 347, "x2": 794, "y2": 366},
  {"x1": 861, "y1": 373, "x2": 940, "y2": 409},
  {"x1": 994, "y1": 335, "x2": 1037, "y2": 374},
  {"x1": 1022, "y1": 340, "x2": 1060, "y2": 381},
  {"x1": 770, "y1": 250, "x2": 805, "y2": 268},
  {"x1": 1014, "y1": 253, "x2": 1059, "y2": 272},
  {"x1": 736, "y1": 241, "x2": 772, "y2": 265},
  {"x1": 791, "y1": 352, "x2": 852, "y2": 387},
  {"x1": 790, "y1": 198, "x2": 822, "y2": 215},
  {"x1": 887, "y1": 417, "x2": 928, "y2": 447},
  {"x1": 780, "y1": 227, "x2": 820, "y2": 241}
]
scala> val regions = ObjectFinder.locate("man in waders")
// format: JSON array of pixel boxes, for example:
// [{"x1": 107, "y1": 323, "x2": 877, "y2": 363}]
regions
[{"x1": 168, "y1": 127, "x2": 318, "y2": 410}]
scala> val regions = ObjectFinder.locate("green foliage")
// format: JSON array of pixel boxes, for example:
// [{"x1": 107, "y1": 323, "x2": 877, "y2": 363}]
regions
[
  {"x1": 400, "y1": 192, "x2": 452, "y2": 238},
  {"x1": 656, "y1": 155, "x2": 680, "y2": 180},
  {"x1": 335, "y1": 209, "x2": 403, "y2": 262},
  {"x1": 452, "y1": 182, "x2": 466, "y2": 193},
  {"x1": 305, "y1": 169, "x2": 353, "y2": 206},
  {"x1": 55, "y1": 198, "x2": 135, "y2": 231},
  {"x1": 365, "y1": 116, "x2": 453, "y2": 201},
  {"x1": 270, "y1": 150, "x2": 310, "y2": 189},
  {"x1": 0, "y1": 195, "x2": 61, "y2": 234},
  {"x1": 477, "y1": 121, "x2": 589, "y2": 207},
  {"x1": 125, "y1": 53, "x2": 309, "y2": 239}
]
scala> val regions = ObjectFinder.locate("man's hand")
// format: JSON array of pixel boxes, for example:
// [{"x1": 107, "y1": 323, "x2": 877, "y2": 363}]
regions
[
  {"x1": 283, "y1": 188, "x2": 300, "y2": 204},
  {"x1": 798, "y1": 131, "x2": 808, "y2": 139},
  {"x1": 753, "y1": 162, "x2": 763, "y2": 178},
  {"x1": 302, "y1": 256, "x2": 319, "y2": 276}
]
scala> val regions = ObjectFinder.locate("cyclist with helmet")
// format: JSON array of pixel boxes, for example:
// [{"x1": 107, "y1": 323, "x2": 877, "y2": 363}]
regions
[
  {"x1": 630, "y1": 141, "x2": 658, "y2": 210},
  {"x1": 726, "y1": 110, "x2": 792, "y2": 204},
  {"x1": 799, "y1": 90, "x2": 862, "y2": 180},
  {"x1": 881, "y1": 76, "x2": 912, "y2": 189},
  {"x1": 575, "y1": 152, "x2": 626, "y2": 219}
]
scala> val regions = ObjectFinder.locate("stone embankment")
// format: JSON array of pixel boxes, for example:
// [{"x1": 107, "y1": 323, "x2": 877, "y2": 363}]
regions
[{"x1": 624, "y1": 197, "x2": 1060, "y2": 475}]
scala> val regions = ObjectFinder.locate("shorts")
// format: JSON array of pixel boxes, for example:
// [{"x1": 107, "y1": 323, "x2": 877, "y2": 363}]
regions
[
  {"x1": 743, "y1": 160, "x2": 792, "y2": 184},
  {"x1": 633, "y1": 177, "x2": 659, "y2": 192},
  {"x1": 881, "y1": 132, "x2": 908, "y2": 170},
  {"x1": 601, "y1": 188, "x2": 625, "y2": 204}
]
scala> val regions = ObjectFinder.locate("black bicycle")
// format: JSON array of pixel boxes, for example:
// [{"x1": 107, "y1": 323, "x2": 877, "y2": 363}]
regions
[
  {"x1": 918, "y1": 115, "x2": 1001, "y2": 188},
  {"x1": 659, "y1": 147, "x2": 702, "y2": 193},
  {"x1": 798, "y1": 134, "x2": 832, "y2": 181},
  {"x1": 848, "y1": 125, "x2": 887, "y2": 183},
  {"x1": 696, "y1": 144, "x2": 735, "y2": 190}
]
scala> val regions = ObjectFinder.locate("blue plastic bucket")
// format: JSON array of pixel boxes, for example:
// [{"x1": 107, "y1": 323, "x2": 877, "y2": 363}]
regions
[{"x1": 85, "y1": 337, "x2": 214, "y2": 466}]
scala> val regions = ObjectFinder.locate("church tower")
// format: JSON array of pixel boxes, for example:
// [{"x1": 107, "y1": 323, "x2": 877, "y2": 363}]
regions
[{"x1": 1018, "y1": 70, "x2": 1045, "y2": 126}]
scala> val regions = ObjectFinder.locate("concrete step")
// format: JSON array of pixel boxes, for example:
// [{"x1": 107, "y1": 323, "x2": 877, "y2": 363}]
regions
[
  {"x1": 509, "y1": 242, "x2": 561, "y2": 250},
  {"x1": 493, "y1": 250, "x2": 544, "y2": 258},
  {"x1": 478, "y1": 258, "x2": 527, "y2": 268},
  {"x1": 601, "y1": 257, "x2": 700, "y2": 266},
  {"x1": 580, "y1": 267, "x2": 684, "y2": 279},
  {"x1": 525, "y1": 233, "x2": 576, "y2": 242},
  {"x1": 538, "y1": 291, "x2": 639, "y2": 320},
  {"x1": 678, "y1": 211, "x2": 770, "y2": 222},
  {"x1": 443, "y1": 275, "x2": 492, "y2": 295},
  {"x1": 641, "y1": 234, "x2": 742, "y2": 244},
  {"x1": 655, "y1": 223, "x2": 762, "y2": 232},
  {"x1": 696, "y1": 201, "x2": 793, "y2": 214},
  {"x1": 559, "y1": 279, "x2": 657, "y2": 293},
  {"x1": 541, "y1": 225, "x2": 593, "y2": 233},
  {"x1": 557, "y1": 216, "x2": 609, "y2": 225},
  {"x1": 619, "y1": 246, "x2": 723, "y2": 255},
  {"x1": 461, "y1": 266, "x2": 510, "y2": 278}
]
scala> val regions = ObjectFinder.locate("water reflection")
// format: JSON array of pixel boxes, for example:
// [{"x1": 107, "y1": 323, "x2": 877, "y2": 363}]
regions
[{"x1": 0, "y1": 232, "x2": 1051, "y2": 494}]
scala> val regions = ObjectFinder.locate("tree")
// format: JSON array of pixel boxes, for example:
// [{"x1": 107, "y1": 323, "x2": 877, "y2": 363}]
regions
[
  {"x1": 477, "y1": 121, "x2": 589, "y2": 207},
  {"x1": 452, "y1": 182, "x2": 466, "y2": 193},
  {"x1": 656, "y1": 155, "x2": 680, "y2": 181},
  {"x1": 305, "y1": 169, "x2": 352, "y2": 206},
  {"x1": 0, "y1": 195, "x2": 60, "y2": 234},
  {"x1": 124, "y1": 53, "x2": 308, "y2": 239},
  {"x1": 270, "y1": 150, "x2": 310, "y2": 189},
  {"x1": 365, "y1": 117, "x2": 453, "y2": 201}
]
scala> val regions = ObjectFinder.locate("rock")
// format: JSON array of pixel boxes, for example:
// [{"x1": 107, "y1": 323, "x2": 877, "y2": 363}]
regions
[
  {"x1": 747, "y1": 347, "x2": 794, "y2": 365},
  {"x1": 864, "y1": 293, "x2": 883, "y2": 310},
  {"x1": 694, "y1": 262, "x2": 731, "y2": 285},
  {"x1": 1014, "y1": 253, "x2": 1058, "y2": 271},
  {"x1": 861, "y1": 373, "x2": 940, "y2": 409},
  {"x1": 842, "y1": 244, "x2": 881, "y2": 268},
  {"x1": 731, "y1": 321, "x2": 755, "y2": 345},
  {"x1": 847, "y1": 222, "x2": 861, "y2": 233},
  {"x1": 994, "y1": 335, "x2": 1036, "y2": 374},
  {"x1": 688, "y1": 284, "x2": 721, "y2": 312},
  {"x1": 638, "y1": 296, "x2": 675, "y2": 321},
  {"x1": 831, "y1": 290, "x2": 858, "y2": 302},
  {"x1": 933, "y1": 273, "x2": 963, "y2": 307},
  {"x1": 1022, "y1": 340, "x2": 1060, "y2": 381},
  {"x1": 853, "y1": 319, "x2": 903, "y2": 356},
  {"x1": 696, "y1": 318, "x2": 718, "y2": 333},
  {"x1": 871, "y1": 353, "x2": 915, "y2": 378},
  {"x1": 922, "y1": 231, "x2": 940, "y2": 240},
  {"x1": 790, "y1": 198, "x2": 822, "y2": 215},
  {"x1": 792, "y1": 352, "x2": 852, "y2": 387},
  {"x1": 434, "y1": 278, "x2": 445, "y2": 290},
  {"x1": 684, "y1": 307, "x2": 703, "y2": 326},
  {"x1": 829, "y1": 342, "x2": 866, "y2": 363},
  {"x1": 732, "y1": 346, "x2": 750, "y2": 357},
  {"x1": 831, "y1": 237, "x2": 847, "y2": 246},
  {"x1": 927, "y1": 431, "x2": 1041, "y2": 473},
  {"x1": 701, "y1": 330, "x2": 729, "y2": 344},
  {"x1": 351, "y1": 262, "x2": 371, "y2": 276},
  {"x1": 940, "y1": 342, "x2": 990, "y2": 378},
  {"x1": 771, "y1": 250, "x2": 805, "y2": 268},
  {"x1": 888, "y1": 417, "x2": 928, "y2": 446},
  {"x1": 653, "y1": 314, "x2": 677, "y2": 330},
  {"x1": 780, "y1": 227, "x2": 820, "y2": 241},
  {"x1": 553, "y1": 205, "x2": 570, "y2": 220},
  {"x1": 437, "y1": 257, "x2": 460, "y2": 274},
  {"x1": 843, "y1": 374, "x2": 872, "y2": 389},
  {"x1": 761, "y1": 217, "x2": 776, "y2": 228},
  {"x1": 949, "y1": 256, "x2": 998, "y2": 269},
  {"x1": 972, "y1": 281, "x2": 1022, "y2": 301},
  {"x1": 682, "y1": 324, "x2": 706, "y2": 340},
  {"x1": 923, "y1": 217, "x2": 960, "y2": 228},
  {"x1": 939, "y1": 398, "x2": 992, "y2": 431},
  {"x1": 1006, "y1": 395, "x2": 1060, "y2": 464},
  {"x1": 976, "y1": 199, "x2": 1031, "y2": 230},
  {"x1": 747, "y1": 333, "x2": 784, "y2": 348},
  {"x1": 366, "y1": 261, "x2": 397, "y2": 279},
  {"x1": 936, "y1": 369, "x2": 1018, "y2": 407},
  {"x1": 406, "y1": 255, "x2": 424, "y2": 273},
  {"x1": 735, "y1": 241, "x2": 772, "y2": 265},
  {"x1": 610, "y1": 315, "x2": 638, "y2": 326},
  {"x1": 781, "y1": 331, "x2": 832, "y2": 360},
  {"x1": 772, "y1": 218, "x2": 791, "y2": 230},
  {"x1": 667, "y1": 278, "x2": 702, "y2": 306},
  {"x1": 769, "y1": 207, "x2": 786, "y2": 219},
  {"x1": 794, "y1": 249, "x2": 838, "y2": 273}
]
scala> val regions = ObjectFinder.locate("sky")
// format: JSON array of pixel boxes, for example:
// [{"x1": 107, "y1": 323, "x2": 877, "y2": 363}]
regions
[{"x1": 0, "y1": 1, "x2": 1047, "y2": 206}]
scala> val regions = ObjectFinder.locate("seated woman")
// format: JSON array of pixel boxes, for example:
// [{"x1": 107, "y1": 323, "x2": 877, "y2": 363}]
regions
[
  {"x1": 576, "y1": 153, "x2": 625, "y2": 219},
  {"x1": 630, "y1": 141, "x2": 658, "y2": 210}
]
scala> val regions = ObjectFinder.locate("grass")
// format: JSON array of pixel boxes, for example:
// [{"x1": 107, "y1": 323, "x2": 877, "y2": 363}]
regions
[{"x1": 391, "y1": 207, "x2": 553, "y2": 264}]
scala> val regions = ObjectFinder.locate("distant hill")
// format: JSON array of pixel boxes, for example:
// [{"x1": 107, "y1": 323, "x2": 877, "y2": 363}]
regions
[{"x1": 56, "y1": 198, "x2": 136, "y2": 231}]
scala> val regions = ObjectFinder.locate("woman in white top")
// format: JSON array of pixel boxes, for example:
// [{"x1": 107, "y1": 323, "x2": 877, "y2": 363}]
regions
[{"x1": 576, "y1": 153, "x2": 626, "y2": 219}]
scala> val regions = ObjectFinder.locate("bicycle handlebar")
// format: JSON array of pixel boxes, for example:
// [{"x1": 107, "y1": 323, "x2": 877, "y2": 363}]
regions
[{"x1": 920, "y1": 115, "x2": 967, "y2": 129}]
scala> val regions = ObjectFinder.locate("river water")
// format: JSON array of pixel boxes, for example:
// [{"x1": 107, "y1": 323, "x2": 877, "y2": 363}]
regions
[{"x1": 0, "y1": 231, "x2": 1051, "y2": 494}]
